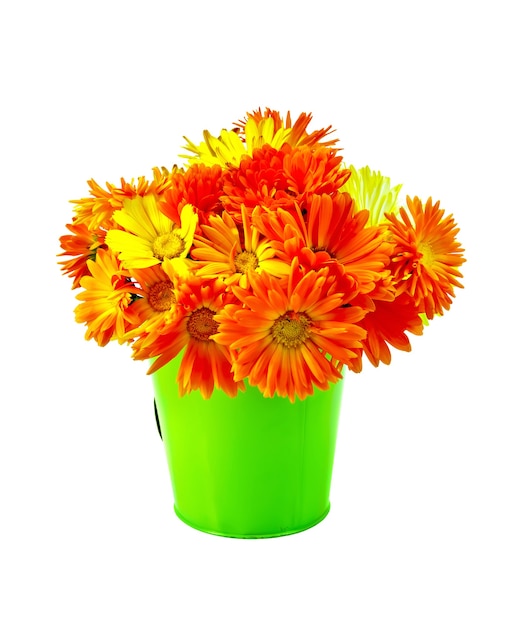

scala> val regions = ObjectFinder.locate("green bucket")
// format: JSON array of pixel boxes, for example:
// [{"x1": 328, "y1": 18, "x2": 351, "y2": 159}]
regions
[{"x1": 152, "y1": 356, "x2": 344, "y2": 538}]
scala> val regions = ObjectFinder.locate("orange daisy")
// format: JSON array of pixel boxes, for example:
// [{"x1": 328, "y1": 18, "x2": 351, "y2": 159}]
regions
[
  {"x1": 133, "y1": 276, "x2": 243, "y2": 399},
  {"x1": 221, "y1": 144, "x2": 349, "y2": 219},
  {"x1": 253, "y1": 192, "x2": 392, "y2": 297},
  {"x1": 386, "y1": 196, "x2": 466, "y2": 319},
  {"x1": 58, "y1": 221, "x2": 106, "y2": 289},
  {"x1": 160, "y1": 163, "x2": 225, "y2": 229},
  {"x1": 191, "y1": 206, "x2": 289, "y2": 288},
  {"x1": 214, "y1": 259, "x2": 367, "y2": 401},
  {"x1": 71, "y1": 166, "x2": 173, "y2": 230},
  {"x1": 220, "y1": 144, "x2": 295, "y2": 217},
  {"x1": 282, "y1": 145, "x2": 350, "y2": 197},
  {"x1": 74, "y1": 248, "x2": 141, "y2": 346}
]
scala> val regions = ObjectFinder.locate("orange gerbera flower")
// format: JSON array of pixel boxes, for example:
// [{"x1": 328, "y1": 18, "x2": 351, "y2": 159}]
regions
[
  {"x1": 282, "y1": 145, "x2": 350, "y2": 197},
  {"x1": 214, "y1": 260, "x2": 367, "y2": 401},
  {"x1": 221, "y1": 144, "x2": 295, "y2": 217},
  {"x1": 74, "y1": 248, "x2": 141, "y2": 346},
  {"x1": 386, "y1": 196, "x2": 466, "y2": 319},
  {"x1": 160, "y1": 163, "x2": 225, "y2": 229},
  {"x1": 254, "y1": 192, "x2": 392, "y2": 297},
  {"x1": 191, "y1": 206, "x2": 289, "y2": 288},
  {"x1": 58, "y1": 221, "x2": 106, "y2": 289},
  {"x1": 133, "y1": 276, "x2": 243, "y2": 399},
  {"x1": 222, "y1": 144, "x2": 350, "y2": 219},
  {"x1": 71, "y1": 167, "x2": 173, "y2": 230},
  {"x1": 221, "y1": 144, "x2": 349, "y2": 218}
]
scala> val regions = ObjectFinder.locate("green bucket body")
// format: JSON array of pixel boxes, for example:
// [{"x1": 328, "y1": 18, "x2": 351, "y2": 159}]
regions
[{"x1": 152, "y1": 358, "x2": 344, "y2": 538}]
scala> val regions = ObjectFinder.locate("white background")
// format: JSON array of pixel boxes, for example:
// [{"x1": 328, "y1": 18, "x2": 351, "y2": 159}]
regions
[{"x1": 1, "y1": 1, "x2": 520, "y2": 624}]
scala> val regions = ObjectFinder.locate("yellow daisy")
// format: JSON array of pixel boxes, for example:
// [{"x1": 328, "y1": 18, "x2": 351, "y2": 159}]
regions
[{"x1": 105, "y1": 195, "x2": 198, "y2": 270}]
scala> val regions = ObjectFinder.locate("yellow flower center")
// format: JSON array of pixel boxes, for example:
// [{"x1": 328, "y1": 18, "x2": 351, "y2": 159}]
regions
[
  {"x1": 234, "y1": 250, "x2": 259, "y2": 273},
  {"x1": 271, "y1": 312, "x2": 311, "y2": 348},
  {"x1": 418, "y1": 241, "x2": 434, "y2": 267},
  {"x1": 148, "y1": 281, "x2": 176, "y2": 312},
  {"x1": 187, "y1": 307, "x2": 219, "y2": 341},
  {"x1": 152, "y1": 232, "x2": 185, "y2": 260}
]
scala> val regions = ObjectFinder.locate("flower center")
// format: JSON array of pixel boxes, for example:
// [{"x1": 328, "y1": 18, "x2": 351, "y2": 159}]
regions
[
  {"x1": 148, "y1": 281, "x2": 176, "y2": 312},
  {"x1": 271, "y1": 312, "x2": 311, "y2": 348},
  {"x1": 187, "y1": 306, "x2": 219, "y2": 341},
  {"x1": 234, "y1": 250, "x2": 259, "y2": 273},
  {"x1": 418, "y1": 241, "x2": 434, "y2": 267},
  {"x1": 152, "y1": 232, "x2": 185, "y2": 260}
]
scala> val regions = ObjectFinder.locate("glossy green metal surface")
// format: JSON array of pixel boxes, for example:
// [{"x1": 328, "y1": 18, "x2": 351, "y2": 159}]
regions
[{"x1": 152, "y1": 357, "x2": 344, "y2": 538}]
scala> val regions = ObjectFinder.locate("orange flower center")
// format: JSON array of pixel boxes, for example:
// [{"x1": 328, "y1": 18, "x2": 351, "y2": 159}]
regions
[
  {"x1": 152, "y1": 232, "x2": 185, "y2": 260},
  {"x1": 234, "y1": 250, "x2": 259, "y2": 273},
  {"x1": 271, "y1": 312, "x2": 311, "y2": 348},
  {"x1": 187, "y1": 307, "x2": 219, "y2": 341},
  {"x1": 148, "y1": 281, "x2": 176, "y2": 312}
]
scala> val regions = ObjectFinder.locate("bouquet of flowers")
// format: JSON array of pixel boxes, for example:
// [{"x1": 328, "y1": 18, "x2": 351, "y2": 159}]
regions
[{"x1": 58, "y1": 108, "x2": 465, "y2": 401}]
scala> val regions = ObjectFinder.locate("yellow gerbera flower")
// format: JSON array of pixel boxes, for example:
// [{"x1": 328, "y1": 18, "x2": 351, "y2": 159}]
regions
[
  {"x1": 341, "y1": 165, "x2": 402, "y2": 226},
  {"x1": 105, "y1": 195, "x2": 198, "y2": 270}
]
